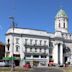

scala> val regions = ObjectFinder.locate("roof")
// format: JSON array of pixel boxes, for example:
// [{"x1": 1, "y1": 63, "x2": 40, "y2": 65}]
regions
[
  {"x1": 55, "y1": 9, "x2": 68, "y2": 18},
  {"x1": 6, "y1": 27, "x2": 49, "y2": 37}
]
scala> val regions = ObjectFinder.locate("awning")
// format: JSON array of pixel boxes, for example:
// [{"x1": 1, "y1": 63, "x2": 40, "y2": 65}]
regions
[{"x1": 2, "y1": 56, "x2": 17, "y2": 60}]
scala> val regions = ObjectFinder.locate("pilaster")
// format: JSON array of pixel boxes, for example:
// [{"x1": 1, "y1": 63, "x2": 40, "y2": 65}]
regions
[
  {"x1": 60, "y1": 44, "x2": 63, "y2": 65},
  {"x1": 53, "y1": 44, "x2": 58, "y2": 64}
]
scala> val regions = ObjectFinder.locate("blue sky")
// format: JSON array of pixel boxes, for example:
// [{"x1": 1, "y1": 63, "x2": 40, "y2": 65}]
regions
[{"x1": 0, "y1": 0, "x2": 72, "y2": 43}]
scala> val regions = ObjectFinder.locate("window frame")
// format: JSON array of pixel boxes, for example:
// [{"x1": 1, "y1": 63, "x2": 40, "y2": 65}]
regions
[{"x1": 16, "y1": 45, "x2": 19, "y2": 52}]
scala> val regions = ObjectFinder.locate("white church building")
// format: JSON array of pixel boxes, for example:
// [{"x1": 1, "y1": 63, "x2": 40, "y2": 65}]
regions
[{"x1": 5, "y1": 9, "x2": 72, "y2": 67}]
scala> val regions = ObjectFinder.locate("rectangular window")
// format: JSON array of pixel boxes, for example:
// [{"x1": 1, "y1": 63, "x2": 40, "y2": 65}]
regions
[
  {"x1": 25, "y1": 39, "x2": 28, "y2": 44},
  {"x1": 33, "y1": 55, "x2": 39, "y2": 58},
  {"x1": 40, "y1": 40, "x2": 42, "y2": 45},
  {"x1": 26, "y1": 54, "x2": 31, "y2": 57},
  {"x1": 40, "y1": 48, "x2": 41, "y2": 52},
  {"x1": 49, "y1": 56, "x2": 53, "y2": 61},
  {"x1": 59, "y1": 23, "x2": 60, "y2": 27},
  {"x1": 30, "y1": 39, "x2": 32, "y2": 45},
  {"x1": 25, "y1": 47, "x2": 27, "y2": 52},
  {"x1": 16, "y1": 38, "x2": 19, "y2": 44},
  {"x1": 49, "y1": 48, "x2": 52, "y2": 55},
  {"x1": 41, "y1": 55, "x2": 46, "y2": 58},
  {"x1": 49, "y1": 41, "x2": 51, "y2": 47},
  {"x1": 35, "y1": 48, "x2": 37, "y2": 52},
  {"x1": 44, "y1": 41, "x2": 46, "y2": 45},
  {"x1": 35, "y1": 40, "x2": 37, "y2": 45},
  {"x1": 44, "y1": 49, "x2": 46, "y2": 52},
  {"x1": 30, "y1": 48, "x2": 32, "y2": 52},
  {"x1": 16, "y1": 45, "x2": 19, "y2": 52}
]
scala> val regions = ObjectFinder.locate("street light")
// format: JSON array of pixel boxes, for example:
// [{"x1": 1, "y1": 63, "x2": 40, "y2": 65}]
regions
[{"x1": 9, "y1": 16, "x2": 15, "y2": 72}]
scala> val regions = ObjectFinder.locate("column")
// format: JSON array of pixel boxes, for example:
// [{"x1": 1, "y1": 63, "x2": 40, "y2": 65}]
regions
[
  {"x1": 60, "y1": 44, "x2": 63, "y2": 65},
  {"x1": 38, "y1": 55, "x2": 41, "y2": 67},
  {"x1": 31, "y1": 55, "x2": 33, "y2": 67},
  {"x1": 10, "y1": 35, "x2": 14, "y2": 57},
  {"x1": 20, "y1": 36, "x2": 25, "y2": 66},
  {"x1": 46, "y1": 55, "x2": 49, "y2": 67},
  {"x1": 53, "y1": 44, "x2": 58, "y2": 64},
  {"x1": 46, "y1": 48, "x2": 49, "y2": 66},
  {"x1": 39, "y1": 55, "x2": 41, "y2": 59},
  {"x1": 20, "y1": 37, "x2": 24, "y2": 60}
]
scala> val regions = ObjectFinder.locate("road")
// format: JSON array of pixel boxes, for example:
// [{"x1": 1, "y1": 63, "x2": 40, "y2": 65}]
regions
[{"x1": 28, "y1": 67, "x2": 63, "y2": 72}]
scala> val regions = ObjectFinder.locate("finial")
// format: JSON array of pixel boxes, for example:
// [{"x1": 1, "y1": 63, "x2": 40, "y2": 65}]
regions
[{"x1": 60, "y1": 5, "x2": 63, "y2": 9}]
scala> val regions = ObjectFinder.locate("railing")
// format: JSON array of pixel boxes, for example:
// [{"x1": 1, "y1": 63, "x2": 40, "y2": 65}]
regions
[
  {"x1": 24, "y1": 43, "x2": 48, "y2": 48},
  {"x1": 24, "y1": 51, "x2": 48, "y2": 55}
]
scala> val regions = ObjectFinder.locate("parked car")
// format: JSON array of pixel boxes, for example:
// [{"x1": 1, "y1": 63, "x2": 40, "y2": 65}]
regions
[
  {"x1": 23, "y1": 62, "x2": 31, "y2": 68},
  {"x1": 0, "y1": 61, "x2": 5, "y2": 67},
  {"x1": 5, "y1": 61, "x2": 12, "y2": 67},
  {"x1": 0, "y1": 61, "x2": 15, "y2": 67}
]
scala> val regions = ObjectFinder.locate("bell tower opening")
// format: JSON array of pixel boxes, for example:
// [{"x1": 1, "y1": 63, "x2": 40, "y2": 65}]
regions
[{"x1": 55, "y1": 9, "x2": 68, "y2": 33}]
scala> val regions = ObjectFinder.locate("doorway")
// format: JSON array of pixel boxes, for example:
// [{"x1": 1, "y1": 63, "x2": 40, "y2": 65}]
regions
[
  {"x1": 64, "y1": 57, "x2": 67, "y2": 63},
  {"x1": 14, "y1": 60, "x2": 20, "y2": 66}
]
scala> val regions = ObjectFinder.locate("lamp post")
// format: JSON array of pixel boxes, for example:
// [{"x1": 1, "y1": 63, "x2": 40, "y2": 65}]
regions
[{"x1": 9, "y1": 16, "x2": 15, "y2": 72}]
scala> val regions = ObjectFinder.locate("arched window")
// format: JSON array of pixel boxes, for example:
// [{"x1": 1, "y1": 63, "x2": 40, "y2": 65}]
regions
[
  {"x1": 7, "y1": 39, "x2": 10, "y2": 51},
  {"x1": 8, "y1": 39, "x2": 10, "y2": 43},
  {"x1": 64, "y1": 22, "x2": 65, "y2": 28},
  {"x1": 59, "y1": 20, "x2": 60, "y2": 27}
]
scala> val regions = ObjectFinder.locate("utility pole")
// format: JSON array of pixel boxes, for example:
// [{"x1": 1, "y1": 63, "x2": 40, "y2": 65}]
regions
[{"x1": 9, "y1": 16, "x2": 15, "y2": 72}]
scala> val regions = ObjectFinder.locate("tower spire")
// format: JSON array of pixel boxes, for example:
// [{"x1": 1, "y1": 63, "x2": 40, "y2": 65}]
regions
[{"x1": 55, "y1": 9, "x2": 68, "y2": 33}]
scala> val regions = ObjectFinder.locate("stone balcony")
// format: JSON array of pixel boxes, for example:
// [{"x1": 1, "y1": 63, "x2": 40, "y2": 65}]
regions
[
  {"x1": 24, "y1": 51, "x2": 48, "y2": 55},
  {"x1": 24, "y1": 43, "x2": 48, "y2": 49}
]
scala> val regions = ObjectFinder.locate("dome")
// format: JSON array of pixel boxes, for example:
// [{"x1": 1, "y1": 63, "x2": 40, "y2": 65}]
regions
[{"x1": 55, "y1": 9, "x2": 68, "y2": 18}]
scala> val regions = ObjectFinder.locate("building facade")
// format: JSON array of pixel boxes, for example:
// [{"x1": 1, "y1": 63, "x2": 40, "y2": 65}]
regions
[{"x1": 5, "y1": 9, "x2": 72, "y2": 67}]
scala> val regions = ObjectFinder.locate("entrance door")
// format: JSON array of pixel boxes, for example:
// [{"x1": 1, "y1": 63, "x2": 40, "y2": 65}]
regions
[
  {"x1": 14, "y1": 60, "x2": 20, "y2": 66},
  {"x1": 64, "y1": 57, "x2": 67, "y2": 63}
]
